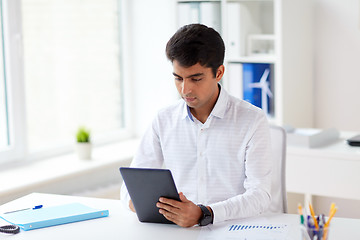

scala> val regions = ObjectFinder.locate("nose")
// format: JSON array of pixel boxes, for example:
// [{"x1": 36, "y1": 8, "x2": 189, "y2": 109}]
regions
[{"x1": 181, "y1": 79, "x2": 192, "y2": 95}]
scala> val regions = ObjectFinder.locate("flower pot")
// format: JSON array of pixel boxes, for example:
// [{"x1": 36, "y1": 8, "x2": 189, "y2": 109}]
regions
[{"x1": 76, "y1": 142, "x2": 92, "y2": 160}]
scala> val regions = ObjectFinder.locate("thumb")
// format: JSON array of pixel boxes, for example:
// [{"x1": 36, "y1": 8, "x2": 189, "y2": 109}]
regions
[{"x1": 179, "y1": 192, "x2": 189, "y2": 202}]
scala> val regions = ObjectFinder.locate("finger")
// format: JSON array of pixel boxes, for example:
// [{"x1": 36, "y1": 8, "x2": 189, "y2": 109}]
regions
[
  {"x1": 159, "y1": 197, "x2": 181, "y2": 208},
  {"x1": 179, "y1": 192, "x2": 189, "y2": 202},
  {"x1": 160, "y1": 209, "x2": 178, "y2": 224},
  {"x1": 129, "y1": 200, "x2": 136, "y2": 212},
  {"x1": 160, "y1": 209, "x2": 192, "y2": 228},
  {"x1": 157, "y1": 202, "x2": 181, "y2": 215}
]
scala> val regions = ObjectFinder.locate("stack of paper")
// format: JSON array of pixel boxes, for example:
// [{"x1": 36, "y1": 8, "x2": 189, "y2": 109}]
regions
[
  {"x1": 286, "y1": 128, "x2": 340, "y2": 148},
  {"x1": 198, "y1": 222, "x2": 289, "y2": 240}
]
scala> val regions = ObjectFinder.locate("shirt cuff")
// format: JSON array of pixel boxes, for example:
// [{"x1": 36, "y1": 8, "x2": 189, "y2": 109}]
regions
[{"x1": 208, "y1": 202, "x2": 226, "y2": 224}]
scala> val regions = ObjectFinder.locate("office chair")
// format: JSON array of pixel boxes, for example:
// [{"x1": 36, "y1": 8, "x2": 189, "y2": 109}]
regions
[{"x1": 268, "y1": 125, "x2": 288, "y2": 213}]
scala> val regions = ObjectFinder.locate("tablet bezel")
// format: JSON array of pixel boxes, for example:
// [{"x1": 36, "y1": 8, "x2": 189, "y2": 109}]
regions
[{"x1": 120, "y1": 167, "x2": 180, "y2": 224}]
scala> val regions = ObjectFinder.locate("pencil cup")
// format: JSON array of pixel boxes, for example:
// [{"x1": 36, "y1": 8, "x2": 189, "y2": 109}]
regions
[{"x1": 301, "y1": 225, "x2": 330, "y2": 240}]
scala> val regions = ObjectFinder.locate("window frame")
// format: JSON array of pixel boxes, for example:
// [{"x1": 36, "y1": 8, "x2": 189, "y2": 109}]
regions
[
  {"x1": 0, "y1": 0, "x2": 133, "y2": 164},
  {"x1": 0, "y1": 2, "x2": 9, "y2": 152},
  {"x1": 0, "y1": 0, "x2": 27, "y2": 163}
]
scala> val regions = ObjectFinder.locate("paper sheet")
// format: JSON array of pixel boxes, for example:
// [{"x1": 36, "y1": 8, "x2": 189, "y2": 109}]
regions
[{"x1": 197, "y1": 217, "x2": 289, "y2": 240}]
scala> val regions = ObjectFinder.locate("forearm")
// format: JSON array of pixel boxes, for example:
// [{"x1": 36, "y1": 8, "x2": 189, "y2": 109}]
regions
[{"x1": 209, "y1": 188, "x2": 271, "y2": 224}]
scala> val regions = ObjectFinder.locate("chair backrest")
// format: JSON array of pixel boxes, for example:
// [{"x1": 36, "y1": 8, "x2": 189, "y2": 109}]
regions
[{"x1": 268, "y1": 125, "x2": 288, "y2": 213}]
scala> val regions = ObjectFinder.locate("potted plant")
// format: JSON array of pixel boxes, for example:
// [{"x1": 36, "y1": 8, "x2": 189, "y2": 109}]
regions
[{"x1": 76, "y1": 127, "x2": 92, "y2": 160}]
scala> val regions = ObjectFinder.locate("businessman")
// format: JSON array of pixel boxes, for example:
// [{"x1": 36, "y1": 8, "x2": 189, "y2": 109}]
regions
[{"x1": 121, "y1": 24, "x2": 272, "y2": 228}]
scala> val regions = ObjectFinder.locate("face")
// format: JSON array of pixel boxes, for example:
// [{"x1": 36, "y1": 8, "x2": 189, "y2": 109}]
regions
[{"x1": 173, "y1": 60, "x2": 224, "y2": 115}]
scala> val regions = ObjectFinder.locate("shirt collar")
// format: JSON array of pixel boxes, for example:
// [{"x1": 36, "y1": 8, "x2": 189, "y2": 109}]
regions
[
  {"x1": 182, "y1": 84, "x2": 229, "y2": 122},
  {"x1": 182, "y1": 103, "x2": 194, "y2": 121}
]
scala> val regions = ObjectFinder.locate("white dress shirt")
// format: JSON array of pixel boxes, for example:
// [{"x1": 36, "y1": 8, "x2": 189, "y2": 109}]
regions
[{"x1": 121, "y1": 85, "x2": 272, "y2": 224}]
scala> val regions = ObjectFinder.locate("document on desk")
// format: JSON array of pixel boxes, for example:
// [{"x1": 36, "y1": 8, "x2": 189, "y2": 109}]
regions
[
  {"x1": 0, "y1": 203, "x2": 109, "y2": 231},
  {"x1": 198, "y1": 217, "x2": 288, "y2": 240}
]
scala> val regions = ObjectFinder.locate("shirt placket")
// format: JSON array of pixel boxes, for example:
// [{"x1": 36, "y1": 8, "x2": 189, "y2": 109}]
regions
[{"x1": 196, "y1": 119, "x2": 211, "y2": 204}]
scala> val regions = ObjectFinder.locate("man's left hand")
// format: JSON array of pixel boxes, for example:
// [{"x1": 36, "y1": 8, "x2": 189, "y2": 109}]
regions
[{"x1": 156, "y1": 192, "x2": 202, "y2": 227}]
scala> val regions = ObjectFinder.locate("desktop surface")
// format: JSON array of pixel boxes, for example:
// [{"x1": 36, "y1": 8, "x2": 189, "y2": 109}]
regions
[{"x1": 0, "y1": 193, "x2": 359, "y2": 239}]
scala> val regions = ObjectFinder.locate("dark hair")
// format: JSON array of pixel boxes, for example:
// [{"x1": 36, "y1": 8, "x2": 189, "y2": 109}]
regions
[{"x1": 165, "y1": 24, "x2": 225, "y2": 77}]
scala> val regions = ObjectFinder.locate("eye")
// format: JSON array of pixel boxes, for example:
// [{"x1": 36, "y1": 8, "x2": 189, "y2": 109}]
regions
[
  {"x1": 192, "y1": 78, "x2": 202, "y2": 82},
  {"x1": 174, "y1": 77, "x2": 183, "y2": 81}
]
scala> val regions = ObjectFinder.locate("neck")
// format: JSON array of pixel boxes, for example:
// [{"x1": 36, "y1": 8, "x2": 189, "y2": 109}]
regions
[
  {"x1": 191, "y1": 108, "x2": 210, "y2": 124},
  {"x1": 190, "y1": 86, "x2": 220, "y2": 124}
]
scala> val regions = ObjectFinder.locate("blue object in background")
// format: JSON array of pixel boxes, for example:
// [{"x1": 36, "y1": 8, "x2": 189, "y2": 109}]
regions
[{"x1": 242, "y1": 63, "x2": 273, "y2": 114}]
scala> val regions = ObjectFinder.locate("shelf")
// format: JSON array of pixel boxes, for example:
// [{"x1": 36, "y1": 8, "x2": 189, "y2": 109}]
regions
[
  {"x1": 0, "y1": 138, "x2": 140, "y2": 205},
  {"x1": 226, "y1": 55, "x2": 276, "y2": 64},
  {"x1": 177, "y1": 0, "x2": 314, "y2": 127}
]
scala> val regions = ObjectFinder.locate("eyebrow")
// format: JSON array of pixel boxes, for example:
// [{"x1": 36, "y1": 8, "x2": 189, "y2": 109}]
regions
[{"x1": 172, "y1": 72, "x2": 204, "y2": 78}]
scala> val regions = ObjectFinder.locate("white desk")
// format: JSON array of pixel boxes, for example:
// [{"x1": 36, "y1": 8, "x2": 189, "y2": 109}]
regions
[
  {"x1": 286, "y1": 132, "x2": 360, "y2": 202},
  {"x1": 1, "y1": 193, "x2": 359, "y2": 239}
]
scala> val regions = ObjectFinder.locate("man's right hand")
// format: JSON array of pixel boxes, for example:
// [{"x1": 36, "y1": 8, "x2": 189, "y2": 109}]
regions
[{"x1": 129, "y1": 200, "x2": 136, "y2": 212}]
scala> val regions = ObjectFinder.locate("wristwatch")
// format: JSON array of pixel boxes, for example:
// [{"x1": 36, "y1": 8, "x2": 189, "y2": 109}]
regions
[{"x1": 198, "y1": 204, "x2": 213, "y2": 226}]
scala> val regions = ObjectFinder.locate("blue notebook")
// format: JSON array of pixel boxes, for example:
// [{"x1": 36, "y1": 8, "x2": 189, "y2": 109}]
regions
[{"x1": 0, "y1": 203, "x2": 109, "y2": 231}]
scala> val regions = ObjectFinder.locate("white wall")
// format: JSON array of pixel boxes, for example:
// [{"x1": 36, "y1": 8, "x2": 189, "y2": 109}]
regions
[
  {"x1": 305, "y1": 0, "x2": 360, "y2": 218},
  {"x1": 127, "y1": 0, "x2": 360, "y2": 134},
  {"x1": 126, "y1": 0, "x2": 360, "y2": 217},
  {"x1": 126, "y1": 0, "x2": 179, "y2": 137},
  {"x1": 314, "y1": 0, "x2": 360, "y2": 131}
]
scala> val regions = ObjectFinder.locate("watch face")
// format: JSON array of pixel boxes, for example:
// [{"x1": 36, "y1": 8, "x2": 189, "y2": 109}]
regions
[
  {"x1": 198, "y1": 205, "x2": 212, "y2": 226},
  {"x1": 200, "y1": 214, "x2": 212, "y2": 226}
]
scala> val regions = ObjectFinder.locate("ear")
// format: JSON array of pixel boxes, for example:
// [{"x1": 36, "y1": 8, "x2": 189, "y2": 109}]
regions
[{"x1": 215, "y1": 65, "x2": 225, "y2": 82}]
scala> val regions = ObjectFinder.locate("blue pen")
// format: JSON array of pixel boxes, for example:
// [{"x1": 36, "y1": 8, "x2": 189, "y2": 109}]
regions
[
  {"x1": 317, "y1": 214, "x2": 325, "y2": 239},
  {"x1": 3, "y1": 205, "x2": 43, "y2": 214},
  {"x1": 307, "y1": 215, "x2": 315, "y2": 238}
]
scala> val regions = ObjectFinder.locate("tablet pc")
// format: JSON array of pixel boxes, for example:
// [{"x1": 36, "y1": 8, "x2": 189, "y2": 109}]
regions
[{"x1": 119, "y1": 167, "x2": 180, "y2": 224}]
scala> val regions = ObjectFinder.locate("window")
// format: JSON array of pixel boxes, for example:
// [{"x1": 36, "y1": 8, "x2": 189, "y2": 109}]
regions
[
  {"x1": 0, "y1": 3, "x2": 8, "y2": 150},
  {"x1": 0, "y1": 0, "x2": 130, "y2": 162},
  {"x1": 0, "y1": 78, "x2": 8, "y2": 150}
]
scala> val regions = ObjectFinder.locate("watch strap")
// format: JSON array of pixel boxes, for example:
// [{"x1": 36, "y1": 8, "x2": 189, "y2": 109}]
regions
[{"x1": 197, "y1": 204, "x2": 213, "y2": 226}]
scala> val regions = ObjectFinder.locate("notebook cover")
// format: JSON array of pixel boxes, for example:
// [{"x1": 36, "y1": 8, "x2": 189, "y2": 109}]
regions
[{"x1": 0, "y1": 203, "x2": 109, "y2": 231}]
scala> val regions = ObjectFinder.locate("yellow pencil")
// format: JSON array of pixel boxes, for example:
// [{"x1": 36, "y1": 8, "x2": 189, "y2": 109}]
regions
[
  {"x1": 323, "y1": 226, "x2": 329, "y2": 240},
  {"x1": 298, "y1": 203, "x2": 303, "y2": 214},
  {"x1": 329, "y1": 203, "x2": 335, "y2": 216},
  {"x1": 325, "y1": 207, "x2": 338, "y2": 227},
  {"x1": 309, "y1": 203, "x2": 319, "y2": 230},
  {"x1": 298, "y1": 204, "x2": 304, "y2": 224},
  {"x1": 323, "y1": 205, "x2": 337, "y2": 240}
]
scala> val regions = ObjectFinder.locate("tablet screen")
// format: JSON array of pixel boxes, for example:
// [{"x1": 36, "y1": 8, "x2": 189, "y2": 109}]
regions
[{"x1": 120, "y1": 167, "x2": 180, "y2": 224}]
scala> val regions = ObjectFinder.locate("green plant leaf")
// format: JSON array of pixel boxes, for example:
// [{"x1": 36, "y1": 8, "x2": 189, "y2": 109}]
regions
[{"x1": 76, "y1": 127, "x2": 90, "y2": 143}]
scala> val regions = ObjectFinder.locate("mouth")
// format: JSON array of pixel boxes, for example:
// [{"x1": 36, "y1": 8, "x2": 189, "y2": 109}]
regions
[{"x1": 184, "y1": 97, "x2": 196, "y2": 102}]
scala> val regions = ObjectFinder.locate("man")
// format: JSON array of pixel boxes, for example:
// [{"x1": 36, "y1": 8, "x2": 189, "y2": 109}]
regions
[{"x1": 121, "y1": 24, "x2": 272, "y2": 228}]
